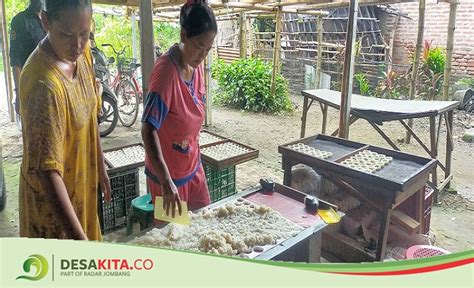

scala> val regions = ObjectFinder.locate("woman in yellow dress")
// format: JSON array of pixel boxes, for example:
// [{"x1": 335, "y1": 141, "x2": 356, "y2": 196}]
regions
[{"x1": 19, "y1": 0, "x2": 111, "y2": 240}]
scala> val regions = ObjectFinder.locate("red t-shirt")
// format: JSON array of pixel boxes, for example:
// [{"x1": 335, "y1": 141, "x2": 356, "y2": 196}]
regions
[{"x1": 142, "y1": 46, "x2": 206, "y2": 186}]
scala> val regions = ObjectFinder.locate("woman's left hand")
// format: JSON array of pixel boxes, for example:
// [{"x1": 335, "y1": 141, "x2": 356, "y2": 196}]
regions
[{"x1": 99, "y1": 165, "x2": 112, "y2": 202}]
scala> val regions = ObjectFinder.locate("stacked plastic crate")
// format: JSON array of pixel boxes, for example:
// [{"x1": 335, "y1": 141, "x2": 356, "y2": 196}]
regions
[
  {"x1": 99, "y1": 144, "x2": 145, "y2": 234},
  {"x1": 199, "y1": 130, "x2": 259, "y2": 203}
]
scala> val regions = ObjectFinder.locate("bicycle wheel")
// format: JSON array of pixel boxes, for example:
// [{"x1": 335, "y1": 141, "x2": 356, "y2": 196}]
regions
[
  {"x1": 115, "y1": 78, "x2": 139, "y2": 127},
  {"x1": 99, "y1": 93, "x2": 119, "y2": 137}
]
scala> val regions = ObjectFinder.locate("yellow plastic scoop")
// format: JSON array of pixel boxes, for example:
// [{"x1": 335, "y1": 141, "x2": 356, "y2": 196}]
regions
[
  {"x1": 154, "y1": 196, "x2": 191, "y2": 225},
  {"x1": 318, "y1": 208, "x2": 341, "y2": 224}
]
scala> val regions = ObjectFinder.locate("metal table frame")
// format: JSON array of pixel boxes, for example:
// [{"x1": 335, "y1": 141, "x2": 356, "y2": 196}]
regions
[{"x1": 300, "y1": 89, "x2": 459, "y2": 202}]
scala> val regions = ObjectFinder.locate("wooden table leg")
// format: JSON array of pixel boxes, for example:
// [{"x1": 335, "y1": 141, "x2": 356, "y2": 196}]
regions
[
  {"x1": 445, "y1": 110, "x2": 454, "y2": 190},
  {"x1": 322, "y1": 104, "x2": 328, "y2": 134},
  {"x1": 300, "y1": 95, "x2": 309, "y2": 138},
  {"x1": 376, "y1": 201, "x2": 392, "y2": 261},
  {"x1": 430, "y1": 116, "x2": 439, "y2": 203},
  {"x1": 416, "y1": 187, "x2": 424, "y2": 234},
  {"x1": 308, "y1": 232, "x2": 322, "y2": 263},
  {"x1": 282, "y1": 156, "x2": 293, "y2": 187}
]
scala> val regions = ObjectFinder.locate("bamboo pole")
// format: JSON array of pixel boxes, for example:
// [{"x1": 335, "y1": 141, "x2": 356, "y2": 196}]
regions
[
  {"x1": 204, "y1": 52, "x2": 212, "y2": 127},
  {"x1": 0, "y1": 0, "x2": 15, "y2": 122},
  {"x1": 248, "y1": 17, "x2": 254, "y2": 58},
  {"x1": 139, "y1": 0, "x2": 155, "y2": 96},
  {"x1": 239, "y1": 13, "x2": 247, "y2": 58},
  {"x1": 387, "y1": 14, "x2": 400, "y2": 72},
  {"x1": 131, "y1": 11, "x2": 138, "y2": 60},
  {"x1": 270, "y1": 4, "x2": 283, "y2": 97},
  {"x1": 315, "y1": 15, "x2": 323, "y2": 89},
  {"x1": 442, "y1": 1, "x2": 457, "y2": 101},
  {"x1": 338, "y1": 0, "x2": 359, "y2": 139},
  {"x1": 405, "y1": 0, "x2": 425, "y2": 144}
]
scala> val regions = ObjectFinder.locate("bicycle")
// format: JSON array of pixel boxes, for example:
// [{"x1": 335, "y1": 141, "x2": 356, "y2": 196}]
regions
[{"x1": 102, "y1": 44, "x2": 142, "y2": 127}]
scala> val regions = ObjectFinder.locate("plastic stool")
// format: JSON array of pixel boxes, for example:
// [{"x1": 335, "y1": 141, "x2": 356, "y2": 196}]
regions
[
  {"x1": 405, "y1": 245, "x2": 450, "y2": 259},
  {"x1": 126, "y1": 194, "x2": 154, "y2": 235}
]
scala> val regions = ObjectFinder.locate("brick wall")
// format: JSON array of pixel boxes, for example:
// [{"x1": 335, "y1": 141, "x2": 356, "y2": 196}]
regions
[{"x1": 379, "y1": 0, "x2": 474, "y2": 77}]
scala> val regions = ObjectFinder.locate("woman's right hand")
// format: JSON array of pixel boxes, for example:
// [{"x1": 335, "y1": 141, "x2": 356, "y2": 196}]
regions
[{"x1": 162, "y1": 179, "x2": 182, "y2": 218}]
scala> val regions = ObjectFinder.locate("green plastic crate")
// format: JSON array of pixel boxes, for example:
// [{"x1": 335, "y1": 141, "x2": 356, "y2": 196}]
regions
[{"x1": 204, "y1": 164, "x2": 236, "y2": 203}]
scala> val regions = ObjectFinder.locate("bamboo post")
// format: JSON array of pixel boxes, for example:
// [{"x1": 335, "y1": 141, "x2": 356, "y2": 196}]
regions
[
  {"x1": 270, "y1": 4, "x2": 283, "y2": 97},
  {"x1": 387, "y1": 14, "x2": 400, "y2": 73},
  {"x1": 338, "y1": 0, "x2": 358, "y2": 139},
  {"x1": 239, "y1": 13, "x2": 247, "y2": 58},
  {"x1": 315, "y1": 15, "x2": 323, "y2": 89},
  {"x1": 405, "y1": 0, "x2": 425, "y2": 144},
  {"x1": 131, "y1": 11, "x2": 138, "y2": 60},
  {"x1": 139, "y1": 0, "x2": 155, "y2": 97},
  {"x1": 204, "y1": 52, "x2": 212, "y2": 126},
  {"x1": 442, "y1": 1, "x2": 457, "y2": 101},
  {"x1": 248, "y1": 17, "x2": 253, "y2": 58},
  {"x1": 1, "y1": 0, "x2": 15, "y2": 122}
]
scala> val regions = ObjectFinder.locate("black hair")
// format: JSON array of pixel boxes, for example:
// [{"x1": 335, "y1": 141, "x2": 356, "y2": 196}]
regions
[
  {"x1": 180, "y1": 2, "x2": 217, "y2": 38},
  {"x1": 45, "y1": 0, "x2": 92, "y2": 22}
]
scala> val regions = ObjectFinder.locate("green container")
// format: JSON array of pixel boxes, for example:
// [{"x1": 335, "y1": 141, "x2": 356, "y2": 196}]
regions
[{"x1": 204, "y1": 164, "x2": 236, "y2": 203}]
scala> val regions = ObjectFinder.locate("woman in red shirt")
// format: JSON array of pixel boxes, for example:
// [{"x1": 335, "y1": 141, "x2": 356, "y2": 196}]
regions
[{"x1": 141, "y1": 0, "x2": 217, "y2": 217}]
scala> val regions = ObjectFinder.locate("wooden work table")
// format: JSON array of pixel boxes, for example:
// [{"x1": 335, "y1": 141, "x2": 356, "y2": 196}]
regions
[
  {"x1": 279, "y1": 134, "x2": 437, "y2": 261},
  {"x1": 300, "y1": 89, "x2": 459, "y2": 203}
]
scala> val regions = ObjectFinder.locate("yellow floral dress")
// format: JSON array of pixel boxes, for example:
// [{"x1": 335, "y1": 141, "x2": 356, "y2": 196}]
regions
[{"x1": 18, "y1": 45, "x2": 102, "y2": 240}]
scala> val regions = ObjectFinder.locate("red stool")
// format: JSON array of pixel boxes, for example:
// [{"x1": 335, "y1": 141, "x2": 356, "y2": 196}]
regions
[{"x1": 405, "y1": 245, "x2": 450, "y2": 259}]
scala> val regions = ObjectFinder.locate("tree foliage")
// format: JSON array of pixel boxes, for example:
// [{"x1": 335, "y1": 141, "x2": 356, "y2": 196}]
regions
[
  {"x1": 1, "y1": 1, "x2": 179, "y2": 71},
  {"x1": 93, "y1": 10, "x2": 180, "y2": 61}
]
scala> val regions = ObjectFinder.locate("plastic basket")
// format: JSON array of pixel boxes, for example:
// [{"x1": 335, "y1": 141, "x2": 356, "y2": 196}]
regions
[
  {"x1": 203, "y1": 164, "x2": 236, "y2": 203},
  {"x1": 118, "y1": 57, "x2": 139, "y2": 75},
  {"x1": 405, "y1": 245, "x2": 450, "y2": 259},
  {"x1": 98, "y1": 168, "x2": 140, "y2": 234}
]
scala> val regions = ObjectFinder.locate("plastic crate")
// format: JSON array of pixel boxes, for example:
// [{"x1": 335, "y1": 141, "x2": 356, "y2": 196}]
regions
[
  {"x1": 204, "y1": 164, "x2": 236, "y2": 203},
  {"x1": 98, "y1": 168, "x2": 140, "y2": 234},
  {"x1": 396, "y1": 185, "x2": 434, "y2": 234}
]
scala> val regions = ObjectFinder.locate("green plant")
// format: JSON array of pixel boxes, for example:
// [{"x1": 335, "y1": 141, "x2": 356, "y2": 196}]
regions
[
  {"x1": 381, "y1": 40, "x2": 446, "y2": 100},
  {"x1": 425, "y1": 47, "x2": 445, "y2": 74},
  {"x1": 211, "y1": 58, "x2": 293, "y2": 113},
  {"x1": 354, "y1": 72, "x2": 371, "y2": 96},
  {"x1": 418, "y1": 40, "x2": 445, "y2": 100},
  {"x1": 93, "y1": 7, "x2": 179, "y2": 60},
  {"x1": 374, "y1": 69, "x2": 409, "y2": 99},
  {"x1": 456, "y1": 78, "x2": 474, "y2": 89}
]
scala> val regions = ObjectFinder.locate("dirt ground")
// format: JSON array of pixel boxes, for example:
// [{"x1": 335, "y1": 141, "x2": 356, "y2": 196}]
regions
[{"x1": 1, "y1": 93, "x2": 473, "y2": 254}]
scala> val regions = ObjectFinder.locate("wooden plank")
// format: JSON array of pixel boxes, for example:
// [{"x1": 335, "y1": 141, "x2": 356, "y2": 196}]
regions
[
  {"x1": 391, "y1": 209, "x2": 420, "y2": 233},
  {"x1": 94, "y1": 0, "x2": 185, "y2": 7}
]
